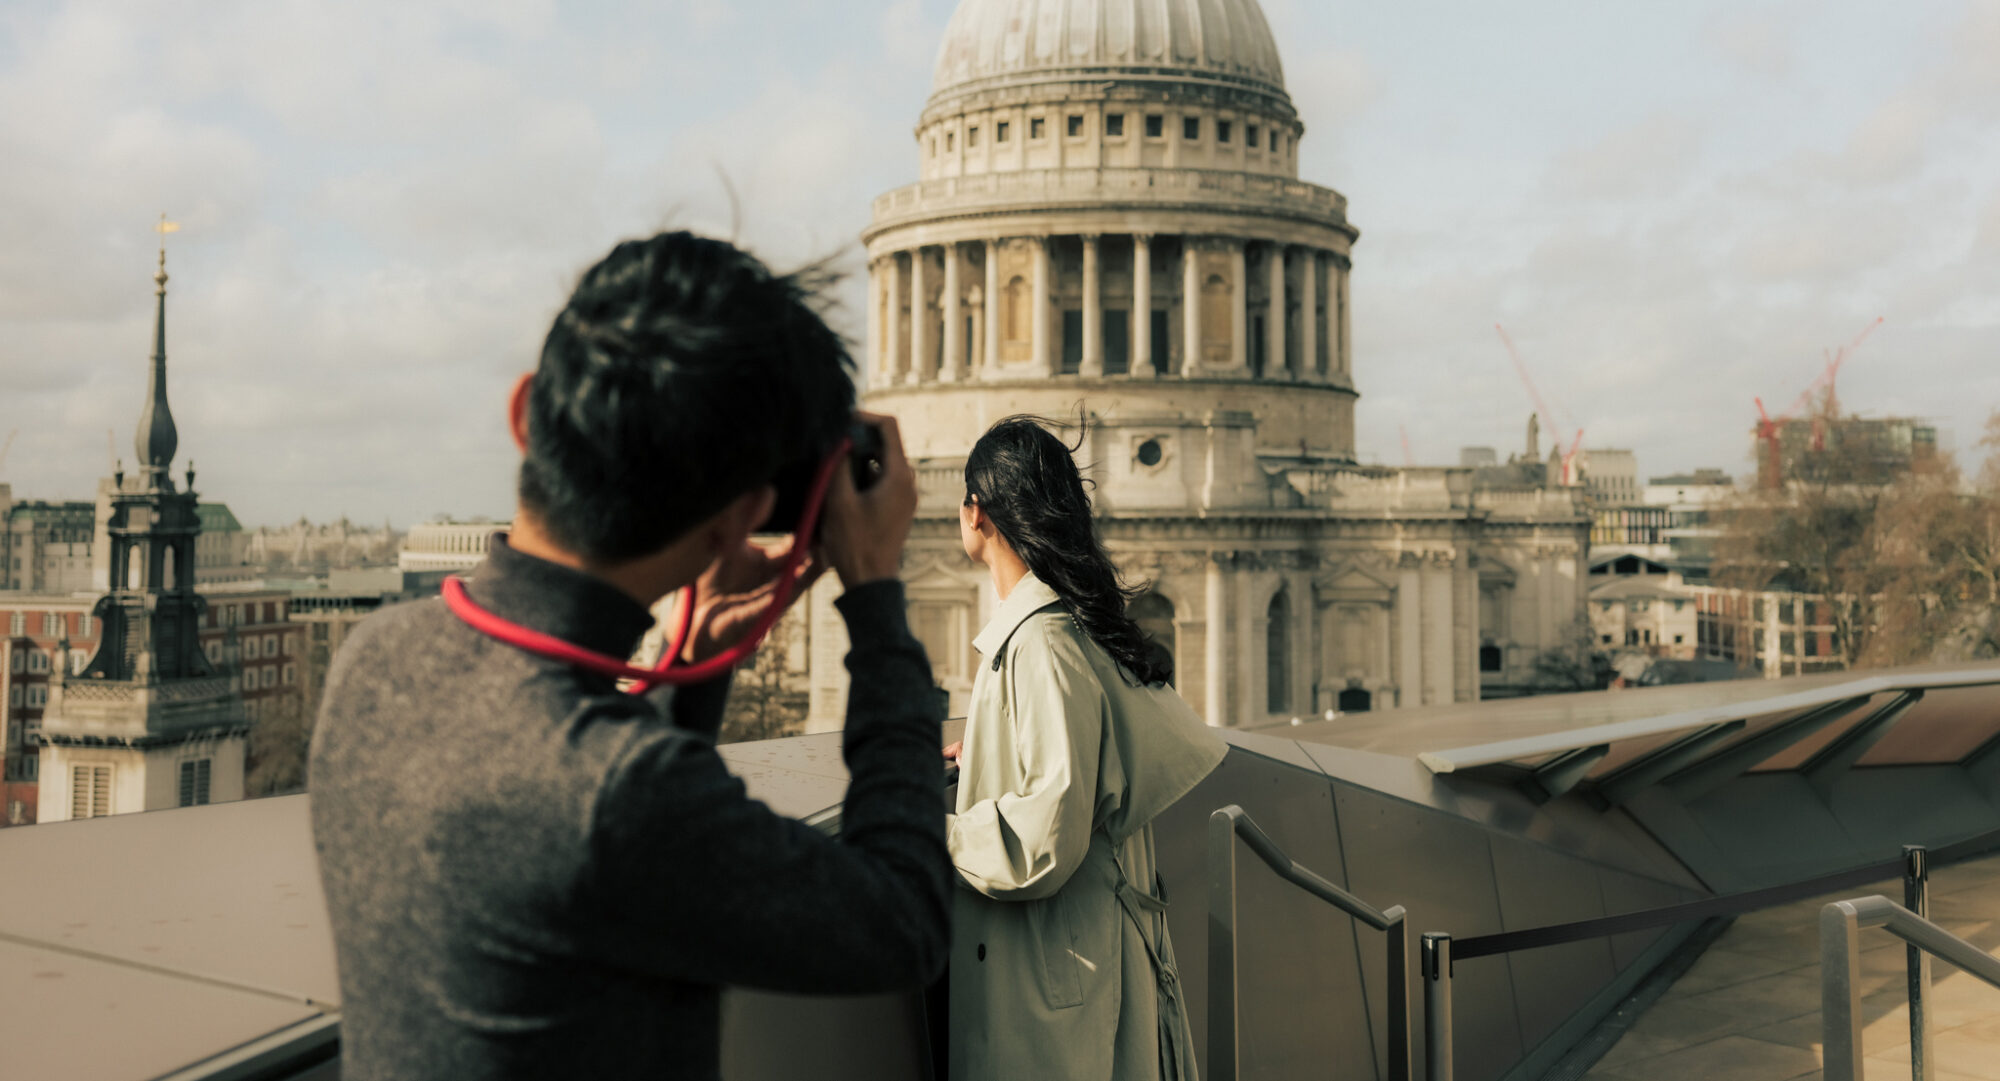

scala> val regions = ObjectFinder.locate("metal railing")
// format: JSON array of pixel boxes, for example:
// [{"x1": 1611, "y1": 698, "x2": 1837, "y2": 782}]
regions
[
  {"x1": 1821, "y1": 856, "x2": 2000, "y2": 1081},
  {"x1": 1208, "y1": 805, "x2": 1410, "y2": 1081},
  {"x1": 1415, "y1": 828, "x2": 2000, "y2": 1081}
]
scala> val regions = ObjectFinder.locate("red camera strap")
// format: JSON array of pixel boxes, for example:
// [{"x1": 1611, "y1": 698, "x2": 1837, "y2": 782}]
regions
[{"x1": 442, "y1": 437, "x2": 850, "y2": 692}]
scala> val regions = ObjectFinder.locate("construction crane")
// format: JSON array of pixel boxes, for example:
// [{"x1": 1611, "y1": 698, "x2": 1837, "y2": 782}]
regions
[
  {"x1": 1495, "y1": 324, "x2": 1585, "y2": 485},
  {"x1": 1399, "y1": 424, "x2": 1415, "y2": 468},
  {"x1": 1754, "y1": 317, "x2": 1885, "y2": 486}
]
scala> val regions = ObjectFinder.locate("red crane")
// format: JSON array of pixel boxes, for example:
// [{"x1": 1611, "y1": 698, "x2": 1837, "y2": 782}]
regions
[
  {"x1": 1495, "y1": 324, "x2": 1585, "y2": 485},
  {"x1": 1754, "y1": 317, "x2": 1885, "y2": 486},
  {"x1": 1399, "y1": 424, "x2": 1415, "y2": 468}
]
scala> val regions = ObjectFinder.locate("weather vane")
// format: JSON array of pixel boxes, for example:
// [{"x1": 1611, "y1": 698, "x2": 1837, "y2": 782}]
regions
[{"x1": 155, "y1": 212, "x2": 180, "y2": 287}]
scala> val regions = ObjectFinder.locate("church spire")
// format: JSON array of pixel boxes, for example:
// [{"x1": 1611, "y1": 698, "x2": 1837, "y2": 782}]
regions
[{"x1": 135, "y1": 214, "x2": 180, "y2": 482}]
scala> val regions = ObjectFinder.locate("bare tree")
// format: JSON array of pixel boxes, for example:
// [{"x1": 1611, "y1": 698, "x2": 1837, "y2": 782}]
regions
[
  {"x1": 1529, "y1": 617, "x2": 1612, "y2": 692},
  {"x1": 1720, "y1": 406, "x2": 2000, "y2": 670},
  {"x1": 717, "y1": 615, "x2": 810, "y2": 744}
]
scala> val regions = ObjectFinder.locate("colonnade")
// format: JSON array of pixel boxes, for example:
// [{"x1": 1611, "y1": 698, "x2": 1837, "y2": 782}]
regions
[{"x1": 869, "y1": 234, "x2": 1351, "y2": 386}]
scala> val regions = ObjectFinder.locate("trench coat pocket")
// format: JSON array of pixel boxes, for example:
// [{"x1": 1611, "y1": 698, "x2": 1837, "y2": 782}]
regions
[{"x1": 1024, "y1": 893, "x2": 1085, "y2": 1009}]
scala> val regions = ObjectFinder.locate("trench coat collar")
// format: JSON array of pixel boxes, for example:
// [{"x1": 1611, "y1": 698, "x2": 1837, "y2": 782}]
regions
[{"x1": 973, "y1": 572, "x2": 1063, "y2": 662}]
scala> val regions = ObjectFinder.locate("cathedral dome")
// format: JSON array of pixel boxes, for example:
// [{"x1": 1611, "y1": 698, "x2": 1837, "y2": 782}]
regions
[{"x1": 931, "y1": 0, "x2": 1288, "y2": 104}]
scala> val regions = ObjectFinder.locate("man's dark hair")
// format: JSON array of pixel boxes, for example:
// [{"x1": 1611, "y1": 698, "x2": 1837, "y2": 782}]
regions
[{"x1": 520, "y1": 231, "x2": 856, "y2": 562}]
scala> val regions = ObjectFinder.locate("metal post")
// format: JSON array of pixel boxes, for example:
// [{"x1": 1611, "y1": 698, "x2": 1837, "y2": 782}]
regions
[
  {"x1": 1208, "y1": 808, "x2": 1241, "y2": 1081},
  {"x1": 1905, "y1": 845, "x2": 1933, "y2": 1081},
  {"x1": 1387, "y1": 916, "x2": 1411, "y2": 1081},
  {"x1": 1421, "y1": 933, "x2": 1453, "y2": 1081},
  {"x1": 1822, "y1": 901, "x2": 1865, "y2": 1081}
]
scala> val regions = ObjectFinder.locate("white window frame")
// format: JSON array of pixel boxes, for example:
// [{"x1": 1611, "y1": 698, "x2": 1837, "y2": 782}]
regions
[
  {"x1": 71, "y1": 763, "x2": 112, "y2": 819},
  {"x1": 179, "y1": 758, "x2": 212, "y2": 807}
]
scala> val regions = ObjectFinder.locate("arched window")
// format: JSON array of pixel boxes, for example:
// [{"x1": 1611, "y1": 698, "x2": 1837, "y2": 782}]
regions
[
  {"x1": 1267, "y1": 587, "x2": 1289, "y2": 712},
  {"x1": 1338, "y1": 687, "x2": 1373, "y2": 713},
  {"x1": 1479, "y1": 643, "x2": 1503, "y2": 672},
  {"x1": 1004, "y1": 276, "x2": 1029, "y2": 343},
  {"x1": 1128, "y1": 592, "x2": 1176, "y2": 684},
  {"x1": 162, "y1": 545, "x2": 176, "y2": 589}
]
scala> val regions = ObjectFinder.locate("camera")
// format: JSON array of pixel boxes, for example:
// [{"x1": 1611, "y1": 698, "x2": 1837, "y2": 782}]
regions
[{"x1": 759, "y1": 419, "x2": 887, "y2": 535}]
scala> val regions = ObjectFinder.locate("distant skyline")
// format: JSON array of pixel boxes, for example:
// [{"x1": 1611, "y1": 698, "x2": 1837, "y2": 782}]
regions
[{"x1": 3, "y1": 0, "x2": 1997, "y2": 527}]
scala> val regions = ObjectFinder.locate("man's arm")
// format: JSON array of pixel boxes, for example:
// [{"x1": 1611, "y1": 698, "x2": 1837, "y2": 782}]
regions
[{"x1": 581, "y1": 579, "x2": 949, "y2": 993}]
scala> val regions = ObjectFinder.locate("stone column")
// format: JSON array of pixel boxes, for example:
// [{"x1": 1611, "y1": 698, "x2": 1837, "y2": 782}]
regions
[
  {"x1": 885, "y1": 253, "x2": 904, "y2": 385},
  {"x1": 1335, "y1": 257, "x2": 1351, "y2": 378},
  {"x1": 984, "y1": 239, "x2": 1001, "y2": 380},
  {"x1": 1032, "y1": 236, "x2": 1054, "y2": 377},
  {"x1": 1289, "y1": 571, "x2": 1315, "y2": 718},
  {"x1": 1181, "y1": 237, "x2": 1202, "y2": 376},
  {"x1": 1230, "y1": 241, "x2": 1249, "y2": 371},
  {"x1": 864, "y1": 258, "x2": 881, "y2": 390},
  {"x1": 911, "y1": 248, "x2": 933, "y2": 383},
  {"x1": 1396, "y1": 558, "x2": 1422, "y2": 709},
  {"x1": 1205, "y1": 554, "x2": 1227, "y2": 726},
  {"x1": 941, "y1": 244, "x2": 963, "y2": 382},
  {"x1": 1131, "y1": 234, "x2": 1154, "y2": 379},
  {"x1": 1237, "y1": 570, "x2": 1261, "y2": 728},
  {"x1": 1299, "y1": 250, "x2": 1319, "y2": 382},
  {"x1": 1266, "y1": 244, "x2": 1286, "y2": 378},
  {"x1": 1081, "y1": 234, "x2": 1103, "y2": 377}
]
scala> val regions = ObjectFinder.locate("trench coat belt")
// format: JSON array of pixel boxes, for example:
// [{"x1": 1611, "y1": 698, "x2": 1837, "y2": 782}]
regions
[{"x1": 1115, "y1": 858, "x2": 1199, "y2": 1081}]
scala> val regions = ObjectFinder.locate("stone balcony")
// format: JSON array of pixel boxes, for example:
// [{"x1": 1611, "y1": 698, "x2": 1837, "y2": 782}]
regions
[
  {"x1": 869, "y1": 166, "x2": 1350, "y2": 232},
  {"x1": 38, "y1": 675, "x2": 244, "y2": 746}
]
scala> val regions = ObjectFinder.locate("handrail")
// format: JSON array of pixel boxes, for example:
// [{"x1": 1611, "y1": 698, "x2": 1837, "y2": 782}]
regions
[
  {"x1": 1419, "y1": 839, "x2": 1986, "y2": 1081},
  {"x1": 1208, "y1": 805, "x2": 1410, "y2": 1081},
  {"x1": 1449, "y1": 821, "x2": 2000, "y2": 960},
  {"x1": 1451, "y1": 853, "x2": 1904, "y2": 959},
  {"x1": 1821, "y1": 890, "x2": 2000, "y2": 1081},
  {"x1": 1214, "y1": 805, "x2": 1405, "y2": 929}
]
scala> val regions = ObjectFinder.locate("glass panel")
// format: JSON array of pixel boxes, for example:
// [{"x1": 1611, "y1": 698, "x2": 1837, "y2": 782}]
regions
[
  {"x1": 1748, "y1": 695, "x2": 1883, "y2": 772},
  {"x1": 1857, "y1": 687, "x2": 2000, "y2": 766}
]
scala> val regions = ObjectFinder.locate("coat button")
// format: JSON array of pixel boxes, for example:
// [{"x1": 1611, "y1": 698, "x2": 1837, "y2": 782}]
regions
[{"x1": 977, "y1": 944, "x2": 986, "y2": 961}]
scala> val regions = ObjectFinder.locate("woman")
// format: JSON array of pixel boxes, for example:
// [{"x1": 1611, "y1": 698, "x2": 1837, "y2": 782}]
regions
[{"x1": 945, "y1": 416, "x2": 1227, "y2": 1081}]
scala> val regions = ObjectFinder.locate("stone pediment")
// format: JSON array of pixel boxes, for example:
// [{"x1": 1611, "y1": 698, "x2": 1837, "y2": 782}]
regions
[
  {"x1": 901, "y1": 559, "x2": 983, "y2": 594},
  {"x1": 1474, "y1": 553, "x2": 1519, "y2": 586},
  {"x1": 1314, "y1": 560, "x2": 1394, "y2": 603}
]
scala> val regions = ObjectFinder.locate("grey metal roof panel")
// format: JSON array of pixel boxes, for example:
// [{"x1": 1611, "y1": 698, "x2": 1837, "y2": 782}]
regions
[
  {"x1": 0, "y1": 796, "x2": 337, "y2": 1007},
  {"x1": 0, "y1": 938, "x2": 323, "y2": 1081}
]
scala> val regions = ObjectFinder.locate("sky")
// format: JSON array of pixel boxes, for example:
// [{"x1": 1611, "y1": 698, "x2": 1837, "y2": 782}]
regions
[{"x1": 2, "y1": 0, "x2": 1997, "y2": 528}]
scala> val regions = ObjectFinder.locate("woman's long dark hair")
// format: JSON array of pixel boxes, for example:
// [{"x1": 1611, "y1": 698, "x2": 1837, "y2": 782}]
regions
[{"x1": 965, "y1": 415, "x2": 1171, "y2": 687}]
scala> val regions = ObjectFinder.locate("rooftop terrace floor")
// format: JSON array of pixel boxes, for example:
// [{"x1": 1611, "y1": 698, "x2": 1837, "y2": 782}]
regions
[{"x1": 1585, "y1": 852, "x2": 2000, "y2": 1081}]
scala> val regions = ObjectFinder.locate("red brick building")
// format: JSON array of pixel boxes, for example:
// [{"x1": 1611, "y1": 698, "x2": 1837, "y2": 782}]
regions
[{"x1": 0, "y1": 590, "x2": 304, "y2": 825}]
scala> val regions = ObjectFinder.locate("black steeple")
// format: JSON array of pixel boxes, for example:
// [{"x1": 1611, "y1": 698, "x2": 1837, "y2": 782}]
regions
[{"x1": 136, "y1": 218, "x2": 180, "y2": 481}]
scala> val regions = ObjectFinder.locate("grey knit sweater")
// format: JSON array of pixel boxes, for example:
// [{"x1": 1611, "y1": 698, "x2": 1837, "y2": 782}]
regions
[{"x1": 308, "y1": 537, "x2": 950, "y2": 1080}]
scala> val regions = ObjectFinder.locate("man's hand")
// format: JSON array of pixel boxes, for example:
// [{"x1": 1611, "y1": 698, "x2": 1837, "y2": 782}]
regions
[
  {"x1": 677, "y1": 535, "x2": 825, "y2": 664},
  {"x1": 942, "y1": 741, "x2": 963, "y2": 766},
  {"x1": 819, "y1": 412, "x2": 917, "y2": 590}
]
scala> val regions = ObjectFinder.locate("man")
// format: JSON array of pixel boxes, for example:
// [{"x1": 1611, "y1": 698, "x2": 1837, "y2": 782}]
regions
[{"x1": 310, "y1": 232, "x2": 950, "y2": 1079}]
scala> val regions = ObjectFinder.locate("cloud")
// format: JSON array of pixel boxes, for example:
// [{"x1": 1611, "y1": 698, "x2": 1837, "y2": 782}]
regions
[
  {"x1": 1543, "y1": 114, "x2": 1705, "y2": 201},
  {"x1": 1702, "y1": 8, "x2": 1799, "y2": 79}
]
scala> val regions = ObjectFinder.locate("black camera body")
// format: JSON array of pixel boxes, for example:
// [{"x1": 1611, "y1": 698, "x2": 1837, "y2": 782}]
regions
[{"x1": 758, "y1": 419, "x2": 887, "y2": 535}]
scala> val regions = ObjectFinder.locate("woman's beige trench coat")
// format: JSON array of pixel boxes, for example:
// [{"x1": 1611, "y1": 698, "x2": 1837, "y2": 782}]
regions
[{"x1": 947, "y1": 574, "x2": 1227, "y2": 1081}]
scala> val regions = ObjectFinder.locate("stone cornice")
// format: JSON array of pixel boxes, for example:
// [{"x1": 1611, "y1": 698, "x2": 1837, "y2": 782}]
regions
[
  {"x1": 922, "y1": 75, "x2": 1300, "y2": 128},
  {"x1": 866, "y1": 167, "x2": 1354, "y2": 244}
]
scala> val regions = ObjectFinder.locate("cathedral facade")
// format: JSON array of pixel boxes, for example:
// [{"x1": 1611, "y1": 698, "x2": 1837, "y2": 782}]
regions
[{"x1": 808, "y1": 0, "x2": 1589, "y2": 728}]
